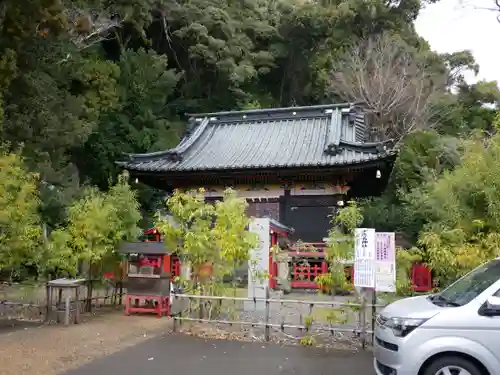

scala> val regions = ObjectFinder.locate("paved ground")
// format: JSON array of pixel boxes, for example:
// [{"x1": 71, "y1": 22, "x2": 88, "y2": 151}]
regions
[{"x1": 64, "y1": 334, "x2": 375, "y2": 375}]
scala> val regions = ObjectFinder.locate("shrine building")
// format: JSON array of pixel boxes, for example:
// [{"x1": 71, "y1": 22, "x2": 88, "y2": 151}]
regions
[{"x1": 117, "y1": 103, "x2": 397, "y2": 242}]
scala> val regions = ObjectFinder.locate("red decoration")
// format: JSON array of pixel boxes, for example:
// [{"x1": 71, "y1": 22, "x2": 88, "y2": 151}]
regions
[
  {"x1": 139, "y1": 257, "x2": 161, "y2": 268},
  {"x1": 411, "y1": 263, "x2": 432, "y2": 292}
]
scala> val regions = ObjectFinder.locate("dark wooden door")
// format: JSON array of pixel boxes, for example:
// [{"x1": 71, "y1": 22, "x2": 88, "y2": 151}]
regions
[{"x1": 282, "y1": 195, "x2": 337, "y2": 242}]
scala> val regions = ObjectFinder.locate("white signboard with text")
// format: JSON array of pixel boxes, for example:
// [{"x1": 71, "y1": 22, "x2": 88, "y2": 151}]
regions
[
  {"x1": 375, "y1": 232, "x2": 396, "y2": 292},
  {"x1": 354, "y1": 228, "x2": 376, "y2": 288},
  {"x1": 247, "y1": 218, "x2": 270, "y2": 310}
]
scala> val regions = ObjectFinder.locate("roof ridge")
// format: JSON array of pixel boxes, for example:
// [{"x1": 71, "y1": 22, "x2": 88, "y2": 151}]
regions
[
  {"x1": 325, "y1": 107, "x2": 342, "y2": 147},
  {"x1": 187, "y1": 103, "x2": 354, "y2": 119}
]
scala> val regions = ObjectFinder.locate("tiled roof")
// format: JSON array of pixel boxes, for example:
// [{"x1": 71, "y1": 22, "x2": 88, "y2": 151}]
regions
[
  {"x1": 117, "y1": 104, "x2": 396, "y2": 172},
  {"x1": 119, "y1": 242, "x2": 170, "y2": 255}
]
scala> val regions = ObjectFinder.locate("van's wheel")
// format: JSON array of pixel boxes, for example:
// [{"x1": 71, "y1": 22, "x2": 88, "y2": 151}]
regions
[{"x1": 423, "y1": 356, "x2": 483, "y2": 375}]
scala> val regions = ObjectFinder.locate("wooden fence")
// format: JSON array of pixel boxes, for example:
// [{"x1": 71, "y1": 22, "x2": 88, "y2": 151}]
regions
[{"x1": 171, "y1": 292, "x2": 387, "y2": 348}]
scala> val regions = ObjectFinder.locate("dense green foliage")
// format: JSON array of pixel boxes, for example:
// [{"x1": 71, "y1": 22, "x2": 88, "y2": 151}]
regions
[
  {"x1": 319, "y1": 201, "x2": 422, "y2": 296},
  {"x1": 157, "y1": 188, "x2": 257, "y2": 296},
  {"x1": 0, "y1": 150, "x2": 141, "y2": 279},
  {"x1": 0, "y1": 151, "x2": 42, "y2": 275},
  {"x1": 403, "y1": 117, "x2": 500, "y2": 285},
  {"x1": 0, "y1": 0, "x2": 499, "y2": 281},
  {"x1": 46, "y1": 173, "x2": 141, "y2": 275}
]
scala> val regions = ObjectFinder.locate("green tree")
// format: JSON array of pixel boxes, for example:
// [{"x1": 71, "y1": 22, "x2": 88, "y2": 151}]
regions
[
  {"x1": 73, "y1": 48, "x2": 182, "y2": 189},
  {"x1": 47, "y1": 187, "x2": 114, "y2": 275},
  {"x1": 318, "y1": 201, "x2": 420, "y2": 296},
  {"x1": 402, "y1": 117, "x2": 500, "y2": 285},
  {"x1": 0, "y1": 151, "x2": 43, "y2": 277},
  {"x1": 160, "y1": 0, "x2": 279, "y2": 112},
  {"x1": 157, "y1": 188, "x2": 257, "y2": 295},
  {"x1": 0, "y1": 33, "x2": 122, "y2": 226},
  {"x1": 361, "y1": 130, "x2": 462, "y2": 239},
  {"x1": 433, "y1": 81, "x2": 500, "y2": 136},
  {"x1": 316, "y1": 201, "x2": 363, "y2": 293},
  {"x1": 46, "y1": 172, "x2": 141, "y2": 276},
  {"x1": 105, "y1": 172, "x2": 142, "y2": 245}
]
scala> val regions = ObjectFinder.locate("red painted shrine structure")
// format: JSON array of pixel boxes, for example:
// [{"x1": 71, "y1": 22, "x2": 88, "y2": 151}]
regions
[
  {"x1": 118, "y1": 103, "x2": 432, "y2": 292},
  {"x1": 119, "y1": 241, "x2": 177, "y2": 317},
  {"x1": 142, "y1": 227, "x2": 181, "y2": 277},
  {"x1": 266, "y1": 218, "x2": 294, "y2": 290}
]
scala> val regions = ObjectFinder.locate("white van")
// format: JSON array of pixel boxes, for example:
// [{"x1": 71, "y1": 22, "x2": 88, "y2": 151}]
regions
[{"x1": 374, "y1": 258, "x2": 500, "y2": 375}]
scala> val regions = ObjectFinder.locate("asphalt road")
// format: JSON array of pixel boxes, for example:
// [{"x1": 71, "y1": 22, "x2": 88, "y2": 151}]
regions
[{"x1": 64, "y1": 333, "x2": 375, "y2": 375}]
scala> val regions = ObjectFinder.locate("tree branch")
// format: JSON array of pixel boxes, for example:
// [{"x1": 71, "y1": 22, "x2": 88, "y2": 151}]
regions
[{"x1": 329, "y1": 33, "x2": 446, "y2": 143}]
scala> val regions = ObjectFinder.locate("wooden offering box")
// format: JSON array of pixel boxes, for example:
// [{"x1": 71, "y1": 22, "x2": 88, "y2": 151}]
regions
[{"x1": 119, "y1": 242, "x2": 172, "y2": 317}]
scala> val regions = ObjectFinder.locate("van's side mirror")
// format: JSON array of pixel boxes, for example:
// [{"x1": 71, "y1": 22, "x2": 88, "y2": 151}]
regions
[{"x1": 481, "y1": 296, "x2": 500, "y2": 316}]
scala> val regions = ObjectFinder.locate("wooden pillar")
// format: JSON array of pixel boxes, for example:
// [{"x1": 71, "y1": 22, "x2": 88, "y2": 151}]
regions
[
  {"x1": 279, "y1": 190, "x2": 290, "y2": 226},
  {"x1": 321, "y1": 261, "x2": 328, "y2": 274},
  {"x1": 269, "y1": 232, "x2": 277, "y2": 290},
  {"x1": 163, "y1": 254, "x2": 171, "y2": 275},
  {"x1": 75, "y1": 287, "x2": 80, "y2": 323},
  {"x1": 45, "y1": 282, "x2": 52, "y2": 323},
  {"x1": 57, "y1": 288, "x2": 62, "y2": 323},
  {"x1": 64, "y1": 295, "x2": 70, "y2": 325}
]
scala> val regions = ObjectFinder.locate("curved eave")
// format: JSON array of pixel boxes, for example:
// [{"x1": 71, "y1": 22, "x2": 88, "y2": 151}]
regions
[
  {"x1": 116, "y1": 150, "x2": 398, "y2": 173},
  {"x1": 123, "y1": 117, "x2": 210, "y2": 161},
  {"x1": 269, "y1": 218, "x2": 294, "y2": 235}
]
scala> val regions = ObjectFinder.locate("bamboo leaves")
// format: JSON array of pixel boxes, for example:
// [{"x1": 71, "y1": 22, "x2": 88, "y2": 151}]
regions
[
  {"x1": 157, "y1": 188, "x2": 257, "y2": 292},
  {"x1": 46, "y1": 172, "x2": 141, "y2": 275}
]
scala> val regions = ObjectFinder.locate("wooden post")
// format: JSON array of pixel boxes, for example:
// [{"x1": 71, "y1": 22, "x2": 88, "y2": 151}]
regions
[
  {"x1": 264, "y1": 287, "x2": 270, "y2": 342},
  {"x1": 45, "y1": 280, "x2": 52, "y2": 323},
  {"x1": 360, "y1": 289, "x2": 367, "y2": 349},
  {"x1": 57, "y1": 288, "x2": 62, "y2": 323},
  {"x1": 64, "y1": 295, "x2": 70, "y2": 325},
  {"x1": 86, "y1": 278, "x2": 93, "y2": 313},
  {"x1": 198, "y1": 297, "x2": 203, "y2": 320},
  {"x1": 119, "y1": 281, "x2": 123, "y2": 305},
  {"x1": 111, "y1": 283, "x2": 116, "y2": 305},
  {"x1": 125, "y1": 295, "x2": 130, "y2": 315},
  {"x1": 173, "y1": 304, "x2": 177, "y2": 332},
  {"x1": 371, "y1": 288, "x2": 377, "y2": 344},
  {"x1": 179, "y1": 295, "x2": 184, "y2": 328},
  {"x1": 75, "y1": 286, "x2": 80, "y2": 324}
]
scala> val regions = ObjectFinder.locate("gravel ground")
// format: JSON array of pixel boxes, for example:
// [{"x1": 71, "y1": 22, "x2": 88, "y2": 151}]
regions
[{"x1": 0, "y1": 310, "x2": 173, "y2": 375}]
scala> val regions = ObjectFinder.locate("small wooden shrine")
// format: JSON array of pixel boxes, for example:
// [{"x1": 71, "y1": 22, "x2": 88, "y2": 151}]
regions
[
  {"x1": 119, "y1": 242, "x2": 173, "y2": 317},
  {"x1": 117, "y1": 103, "x2": 397, "y2": 243}
]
